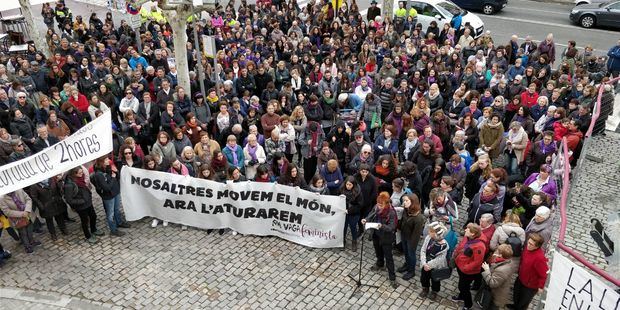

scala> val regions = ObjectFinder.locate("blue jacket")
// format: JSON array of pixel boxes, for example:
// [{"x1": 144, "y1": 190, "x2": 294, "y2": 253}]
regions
[
  {"x1": 531, "y1": 104, "x2": 548, "y2": 121},
  {"x1": 507, "y1": 65, "x2": 525, "y2": 81},
  {"x1": 608, "y1": 45, "x2": 620, "y2": 72},
  {"x1": 373, "y1": 135, "x2": 398, "y2": 158},
  {"x1": 320, "y1": 166, "x2": 343, "y2": 193},
  {"x1": 222, "y1": 145, "x2": 245, "y2": 169}
]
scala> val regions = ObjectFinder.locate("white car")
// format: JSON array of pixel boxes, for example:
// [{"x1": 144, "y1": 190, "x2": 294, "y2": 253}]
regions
[{"x1": 393, "y1": 0, "x2": 485, "y2": 37}]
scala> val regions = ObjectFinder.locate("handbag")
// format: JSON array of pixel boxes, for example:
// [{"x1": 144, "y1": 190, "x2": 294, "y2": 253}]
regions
[
  {"x1": 474, "y1": 281, "x2": 494, "y2": 310},
  {"x1": 430, "y1": 266, "x2": 452, "y2": 281}
]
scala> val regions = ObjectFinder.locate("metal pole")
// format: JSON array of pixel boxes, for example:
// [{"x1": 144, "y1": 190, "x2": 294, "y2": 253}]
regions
[{"x1": 192, "y1": 16, "x2": 206, "y2": 97}]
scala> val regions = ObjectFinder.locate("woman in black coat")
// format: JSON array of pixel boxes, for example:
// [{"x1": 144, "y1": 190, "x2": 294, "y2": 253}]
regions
[
  {"x1": 340, "y1": 176, "x2": 363, "y2": 251},
  {"x1": 354, "y1": 163, "x2": 378, "y2": 229},
  {"x1": 63, "y1": 167, "x2": 103, "y2": 244},
  {"x1": 30, "y1": 177, "x2": 68, "y2": 241}
]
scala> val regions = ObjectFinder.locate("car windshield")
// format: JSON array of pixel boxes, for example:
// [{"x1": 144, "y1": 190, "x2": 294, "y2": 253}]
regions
[{"x1": 436, "y1": 1, "x2": 464, "y2": 17}]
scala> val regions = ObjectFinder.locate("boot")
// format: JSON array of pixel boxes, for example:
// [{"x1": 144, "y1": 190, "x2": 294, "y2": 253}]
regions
[
  {"x1": 428, "y1": 291, "x2": 438, "y2": 301},
  {"x1": 351, "y1": 240, "x2": 358, "y2": 252},
  {"x1": 419, "y1": 287, "x2": 429, "y2": 298},
  {"x1": 51, "y1": 233, "x2": 58, "y2": 241},
  {"x1": 397, "y1": 265, "x2": 408, "y2": 273},
  {"x1": 60, "y1": 228, "x2": 68, "y2": 236},
  {"x1": 402, "y1": 271, "x2": 415, "y2": 280}
]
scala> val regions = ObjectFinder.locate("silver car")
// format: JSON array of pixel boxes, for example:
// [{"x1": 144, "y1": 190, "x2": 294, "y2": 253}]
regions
[{"x1": 574, "y1": 0, "x2": 609, "y2": 5}]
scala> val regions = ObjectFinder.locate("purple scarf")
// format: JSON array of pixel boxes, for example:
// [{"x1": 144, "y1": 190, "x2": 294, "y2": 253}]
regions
[
  {"x1": 247, "y1": 144, "x2": 258, "y2": 161},
  {"x1": 226, "y1": 145, "x2": 239, "y2": 166},
  {"x1": 8, "y1": 192, "x2": 26, "y2": 212},
  {"x1": 539, "y1": 140, "x2": 556, "y2": 155},
  {"x1": 448, "y1": 163, "x2": 463, "y2": 175}
]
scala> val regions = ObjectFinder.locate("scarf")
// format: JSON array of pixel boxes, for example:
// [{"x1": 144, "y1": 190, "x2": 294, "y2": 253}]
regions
[
  {"x1": 247, "y1": 144, "x2": 258, "y2": 161},
  {"x1": 361, "y1": 84, "x2": 369, "y2": 92},
  {"x1": 539, "y1": 140, "x2": 556, "y2": 154},
  {"x1": 72, "y1": 174, "x2": 88, "y2": 188},
  {"x1": 310, "y1": 126, "x2": 319, "y2": 153},
  {"x1": 8, "y1": 192, "x2": 26, "y2": 212},
  {"x1": 487, "y1": 121, "x2": 502, "y2": 129},
  {"x1": 226, "y1": 145, "x2": 239, "y2": 166},
  {"x1": 508, "y1": 127, "x2": 525, "y2": 149},
  {"x1": 375, "y1": 164, "x2": 390, "y2": 176},
  {"x1": 404, "y1": 139, "x2": 417, "y2": 159},
  {"x1": 480, "y1": 190, "x2": 497, "y2": 203},
  {"x1": 448, "y1": 163, "x2": 463, "y2": 175},
  {"x1": 211, "y1": 155, "x2": 227, "y2": 171}
]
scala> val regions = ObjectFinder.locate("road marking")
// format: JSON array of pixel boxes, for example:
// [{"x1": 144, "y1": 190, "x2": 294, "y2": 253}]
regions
[{"x1": 482, "y1": 14, "x2": 618, "y2": 34}]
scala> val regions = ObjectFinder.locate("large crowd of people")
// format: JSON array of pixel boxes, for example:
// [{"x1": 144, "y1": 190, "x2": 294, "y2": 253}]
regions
[{"x1": 0, "y1": 0, "x2": 618, "y2": 309}]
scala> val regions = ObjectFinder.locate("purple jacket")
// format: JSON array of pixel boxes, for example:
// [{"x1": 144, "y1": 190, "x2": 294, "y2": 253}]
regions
[{"x1": 524, "y1": 173, "x2": 557, "y2": 201}]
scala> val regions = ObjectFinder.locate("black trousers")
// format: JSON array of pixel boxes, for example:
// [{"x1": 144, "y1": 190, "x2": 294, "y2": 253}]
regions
[
  {"x1": 303, "y1": 156, "x2": 317, "y2": 183},
  {"x1": 44, "y1": 215, "x2": 66, "y2": 236},
  {"x1": 372, "y1": 235, "x2": 396, "y2": 281},
  {"x1": 420, "y1": 268, "x2": 441, "y2": 292},
  {"x1": 513, "y1": 277, "x2": 538, "y2": 310},
  {"x1": 0, "y1": 226, "x2": 20, "y2": 241},
  {"x1": 76, "y1": 207, "x2": 97, "y2": 239},
  {"x1": 457, "y1": 268, "x2": 480, "y2": 308}
]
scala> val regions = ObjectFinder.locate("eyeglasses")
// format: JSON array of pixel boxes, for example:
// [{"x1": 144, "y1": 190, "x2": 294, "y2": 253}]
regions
[
  {"x1": 124, "y1": 151, "x2": 132, "y2": 155},
  {"x1": 362, "y1": 151, "x2": 370, "y2": 154},
  {"x1": 18, "y1": 96, "x2": 26, "y2": 99},
  {"x1": 17, "y1": 144, "x2": 23, "y2": 147}
]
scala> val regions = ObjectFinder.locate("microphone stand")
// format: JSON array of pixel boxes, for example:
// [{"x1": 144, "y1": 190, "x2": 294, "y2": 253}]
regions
[{"x1": 348, "y1": 229, "x2": 379, "y2": 298}]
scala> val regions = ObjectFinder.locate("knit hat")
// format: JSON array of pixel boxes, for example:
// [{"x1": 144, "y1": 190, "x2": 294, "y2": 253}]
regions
[
  {"x1": 353, "y1": 130, "x2": 363, "y2": 138},
  {"x1": 535, "y1": 206, "x2": 551, "y2": 220},
  {"x1": 429, "y1": 221, "x2": 447, "y2": 239},
  {"x1": 194, "y1": 92, "x2": 203, "y2": 99}
]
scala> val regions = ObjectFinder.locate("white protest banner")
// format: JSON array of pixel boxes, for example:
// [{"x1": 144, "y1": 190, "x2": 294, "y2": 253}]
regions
[
  {"x1": 0, "y1": 112, "x2": 113, "y2": 195},
  {"x1": 546, "y1": 251, "x2": 620, "y2": 309},
  {"x1": 120, "y1": 167, "x2": 346, "y2": 248}
]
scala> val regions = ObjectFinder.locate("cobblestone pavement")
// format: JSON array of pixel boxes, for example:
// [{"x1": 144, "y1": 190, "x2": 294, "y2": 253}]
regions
[
  {"x1": 0, "y1": 191, "x2": 466, "y2": 309},
  {"x1": 549, "y1": 131, "x2": 620, "y2": 281}
]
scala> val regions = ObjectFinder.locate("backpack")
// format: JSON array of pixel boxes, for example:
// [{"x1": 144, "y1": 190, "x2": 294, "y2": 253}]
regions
[{"x1": 504, "y1": 230, "x2": 523, "y2": 257}]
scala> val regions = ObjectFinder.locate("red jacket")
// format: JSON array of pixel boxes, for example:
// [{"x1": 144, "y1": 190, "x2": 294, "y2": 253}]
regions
[
  {"x1": 518, "y1": 247, "x2": 548, "y2": 289},
  {"x1": 520, "y1": 91, "x2": 539, "y2": 108},
  {"x1": 565, "y1": 130, "x2": 583, "y2": 160},
  {"x1": 553, "y1": 121, "x2": 569, "y2": 141},
  {"x1": 69, "y1": 93, "x2": 90, "y2": 114},
  {"x1": 481, "y1": 225, "x2": 495, "y2": 254},
  {"x1": 455, "y1": 236, "x2": 486, "y2": 275}
]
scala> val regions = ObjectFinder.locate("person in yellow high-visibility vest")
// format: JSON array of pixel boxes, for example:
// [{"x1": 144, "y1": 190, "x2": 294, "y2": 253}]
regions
[
  {"x1": 332, "y1": 0, "x2": 343, "y2": 14},
  {"x1": 394, "y1": 1, "x2": 407, "y2": 20}
]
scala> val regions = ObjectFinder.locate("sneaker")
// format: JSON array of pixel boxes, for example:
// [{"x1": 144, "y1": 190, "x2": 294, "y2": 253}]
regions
[
  {"x1": 162, "y1": 221, "x2": 169, "y2": 227},
  {"x1": 60, "y1": 228, "x2": 68, "y2": 235},
  {"x1": 396, "y1": 265, "x2": 408, "y2": 273},
  {"x1": 151, "y1": 219, "x2": 159, "y2": 228},
  {"x1": 30, "y1": 241, "x2": 42, "y2": 247},
  {"x1": 1, "y1": 250, "x2": 11, "y2": 259},
  {"x1": 370, "y1": 264, "x2": 384, "y2": 271},
  {"x1": 419, "y1": 287, "x2": 429, "y2": 298},
  {"x1": 218, "y1": 229, "x2": 225, "y2": 235},
  {"x1": 118, "y1": 222, "x2": 131, "y2": 229},
  {"x1": 87, "y1": 236, "x2": 97, "y2": 244},
  {"x1": 111, "y1": 230, "x2": 126, "y2": 237},
  {"x1": 390, "y1": 280, "x2": 398, "y2": 289},
  {"x1": 181, "y1": 226, "x2": 188, "y2": 231},
  {"x1": 402, "y1": 271, "x2": 415, "y2": 280},
  {"x1": 451, "y1": 295, "x2": 464, "y2": 303},
  {"x1": 93, "y1": 230, "x2": 105, "y2": 236},
  {"x1": 428, "y1": 291, "x2": 438, "y2": 301}
]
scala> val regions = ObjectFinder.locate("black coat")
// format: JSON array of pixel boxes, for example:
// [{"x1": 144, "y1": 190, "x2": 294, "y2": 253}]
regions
[
  {"x1": 29, "y1": 181, "x2": 67, "y2": 218},
  {"x1": 364, "y1": 205, "x2": 397, "y2": 245},
  {"x1": 90, "y1": 168, "x2": 120, "y2": 200},
  {"x1": 9, "y1": 117, "x2": 36, "y2": 139},
  {"x1": 63, "y1": 178, "x2": 93, "y2": 211},
  {"x1": 32, "y1": 135, "x2": 60, "y2": 153}
]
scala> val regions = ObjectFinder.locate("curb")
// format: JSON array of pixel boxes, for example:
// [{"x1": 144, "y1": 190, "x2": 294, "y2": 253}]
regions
[{"x1": 0, "y1": 287, "x2": 121, "y2": 310}]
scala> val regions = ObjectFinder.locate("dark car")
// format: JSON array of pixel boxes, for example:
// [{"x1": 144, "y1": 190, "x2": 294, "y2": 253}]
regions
[
  {"x1": 451, "y1": 0, "x2": 507, "y2": 14},
  {"x1": 569, "y1": 0, "x2": 620, "y2": 28}
]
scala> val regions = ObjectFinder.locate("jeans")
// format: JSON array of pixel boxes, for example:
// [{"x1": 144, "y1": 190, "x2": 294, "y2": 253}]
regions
[
  {"x1": 344, "y1": 214, "x2": 360, "y2": 242},
  {"x1": 372, "y1": 235, "x2": 396, "y2": 281},
  {"x1": 401, "y1": 237, "x2": 417, "y2": 272},
  {"x1": 76, "y1": 206, "x2": 97, "y2": 239},
  {"x1": 102, "y1": 195, "x2": 122, "y2": 233},
  {"x1": 420, "y1": 268, "x2": 441, "y2": 292},
  {"x1": 508, "y1": 153, "x2": 520, "y2": 176}
]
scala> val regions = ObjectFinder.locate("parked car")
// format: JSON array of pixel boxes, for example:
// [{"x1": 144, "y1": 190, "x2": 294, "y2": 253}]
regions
[
  {"x1": 452, "y1": 0, "x2": 507, "y2": 15},
  {"x1": 569, "y1": 0, "x2": 620, "y2": 28},
  {"x1": 574, "y1": 0, "x2": 609, "y2": 6},
  {"x1": 395, "y1": 0, "x2": 485, "y2": 37}
]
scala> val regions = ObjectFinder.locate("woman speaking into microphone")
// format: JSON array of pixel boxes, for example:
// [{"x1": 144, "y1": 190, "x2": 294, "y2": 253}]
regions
[{"x1": 361, "y1": 192, "x2": 398, "y2": 289}]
